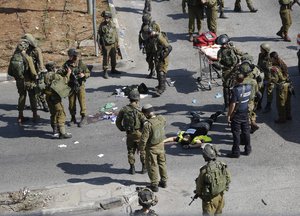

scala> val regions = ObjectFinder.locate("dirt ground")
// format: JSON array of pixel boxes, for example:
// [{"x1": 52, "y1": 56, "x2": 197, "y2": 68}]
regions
[{"x1": 0, "y1": 0, "x2": 109, "y2": 73}]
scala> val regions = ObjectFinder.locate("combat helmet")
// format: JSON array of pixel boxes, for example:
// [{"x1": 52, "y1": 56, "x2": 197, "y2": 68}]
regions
[
  {"x1": 241, "y1": 53, "x2": 254, "y2": 63},
  {"x1": 260, "y1": 43, "x2": 271, "y2": 53},
  {"x1": 21, "y1": 33, "x2": 37, "y2": 48},
  {"x1": 128, "y1": 89, "x2": 140, "y2": 101},
  {"x1": 67, "y1": 48, "x2": 79, "y2": 57},
  {"x1": 45, "y1": 61, "x2": 56, "y2": 72},
  {"x1": 142, "y1": 13, "x2": 152, "y2": 24},
  {"x1": 239, "y1": 60, "x2": 254, "y2": 75},
  {"x1": 216, "y1": 34, "x2": 230, "y2": 45},
  {"x1": 138, "y1": 188, "x2": 158, "y2": 208},
  {"x1": 202, "y1": 144, "x2": 217, "y2": 161},
  {"x1": 101, "y1": 11, "x2": 112, "y2": 18}
]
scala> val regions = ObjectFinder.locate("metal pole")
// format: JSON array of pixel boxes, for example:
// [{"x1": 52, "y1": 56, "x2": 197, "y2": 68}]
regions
[
  {"x1": 87, "y1": 0, "x2": 92, "y2": 15},
  {"x1": 92, "y1": 0, "x2": 99, "y2": 56}
]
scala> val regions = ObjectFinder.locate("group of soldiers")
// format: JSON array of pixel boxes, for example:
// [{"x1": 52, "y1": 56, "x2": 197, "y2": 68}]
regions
[{"x1": 8, "y1": 34, "x2": 90, "y2": 139}]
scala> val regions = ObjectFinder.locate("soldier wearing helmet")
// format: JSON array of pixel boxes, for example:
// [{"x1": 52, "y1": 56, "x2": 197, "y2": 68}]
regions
[
  {"x1": 116, "y1": 89, "x2": 147, "y2": 175},
  {"x1": 139, "y1": 13, "x2": 161, "y2": 79},
  {"x1": 139, "y1": 104, "x2": 168, "y2": 192},
  {"x1": 182, "y1": 0, "x2": 204, "y2": 41},
  {"x1": 217, "y1": 34, "x2": 245, "y2": 111},
  {"x1": 97, "y1": 10, "x2": 120, "y2": 79},
  {"x1": 269, "y1": 52, "x2": 292, "y2": 123},
  {"x1": 257, "y1": 43, "x2": 272, "y2": 111},
  {"x1": 131, "y1": 188, "x2": 158, "y2": 216},
  {"x1": 194, "y1": 144, "x2": 231, "y2": 215},
  {"x1": 63, "y1": 48, "x2": 90, "y2": 128}
]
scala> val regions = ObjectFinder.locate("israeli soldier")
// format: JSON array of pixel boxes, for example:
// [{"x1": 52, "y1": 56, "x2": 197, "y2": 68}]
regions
[
  {"x1": 8, "y1": 38, "x2": 40, "y2": 123},
  {"x1": 201, "y1": 0, "x2": 218, "y2": 33},
  {"x1": 182, "y1": 0, "x2": 203, "y2": 41},
  {"x1": 116, "y1": 89, "x2": 147, "y2": 175},
  {"x1": 238, "y1": 61, "x2": 261, "y2": 133},
  {"x1": 194, "y1": 144, "x2": 231, "y2": 215},
  {"x1": 138, "y1": 13, "x2": 161, "y2": 78},
  {"x1": 63, "y1": 48, "x2": 90, "y2": 127},
  {"x1": 143, "y1": 0, "x2": 152, "y2": 14},
  {"x1": 216, "y1": 34, "x2": 244, "y2": 111},
  {"x1": 21, "y1": 34, "x2": 49, "y2": 113},
  {"x1": 131, "y1": 188, "x2": 158, "y2": 216},
  {"x1": 276, "y1": 0, "x2": 293, "y2": 42},
  {"x1": 139, "y1": 104, "x2": 168, "y2": 192},
  {"x1": 43, "y1": 62, "x2": 72, "y2": 139},
  {"x1": 269, "y1": 52, "x2": 292, "y2": 123},
  {"x1": 144, "y1": 28, "x2": 172, "y2": 96},
  {"x1": 234, "y1": 0, "x2": 258, "y2": 12},
  {"x1": 97, "y1": 11, "x2": 121, "y2": 79},
  {"x1": 257, "y1": 43, "x2": 272, "y2": 111}
]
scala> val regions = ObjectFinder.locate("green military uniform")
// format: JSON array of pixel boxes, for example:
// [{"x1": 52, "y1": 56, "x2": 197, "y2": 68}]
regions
[
  {"x1": 234, "y1": 0, "x2": 257, "y2": 12},
  {"x1": 139, "y1": 20, "x2": 161, "y2": 78},
  {"x1": 257, "y1": 51, "x2": 272, "y2": 109},
  {"x1": 202, "y1": 0, "x2": 218, "y2": 33},
  {"x1": 44, "y1": 69, "x2": 71, "y2": 136},
  {"x1": 149, "y1": 32, "x2": 172, "y2": 95},
  {"x1": 63, "y1": 59, "x2": 90, "y2": 120},
  {"x1": 97, "y1": 18, "x2": 119, "y2": 75},
  {"x1": 217, "y1": 45, "x2": 244, "y2": 109},
  {"x1": 277, "y1": 0, "x2": 292, "y2": 41},
  {"x1": 182, "y1": 0, "x2": 203, "y2": 36},
  {"x1": 195, "y1": 160, "x2": 231, "y2": 216},
  {"x1": 116, "y1": 103, "x2": 146, "y2": 169},
  {"x1": 270, "y1": 66, "x2": 291, "y2": 123},
  {"x1": 139, "y1": 115, "x2": 168, "y2": 188},
  {"x1": 242, "y1": 76, "x2": 258, "y2": 124}
]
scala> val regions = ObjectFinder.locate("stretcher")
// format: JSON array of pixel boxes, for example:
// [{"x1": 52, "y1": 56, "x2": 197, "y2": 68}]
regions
[{"x1": 196, "y1": 44, "x2": 222, "y2": 90}]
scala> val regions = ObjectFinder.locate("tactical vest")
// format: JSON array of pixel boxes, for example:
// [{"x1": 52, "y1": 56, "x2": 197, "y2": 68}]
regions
[
  {"x1": 122, "y1": 105, "x2": 141, "y2": 132},
  {"x1": 219, "y1": 47, "x2": 238, "y2": 68},
  {"x1": 200, "y1": 161, "x2": 230, "y2": 200},
  {"x1": 147, "y1": 115, "x2": 165, "y2": 145},
  {"x1": 101, "y1": 22, "x2": 117, "y2": 45}
]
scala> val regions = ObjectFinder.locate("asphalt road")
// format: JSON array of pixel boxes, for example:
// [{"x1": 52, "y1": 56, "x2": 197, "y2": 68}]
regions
[{"x1": 0, "y1": 0, "x2": 300, "y2": 215}]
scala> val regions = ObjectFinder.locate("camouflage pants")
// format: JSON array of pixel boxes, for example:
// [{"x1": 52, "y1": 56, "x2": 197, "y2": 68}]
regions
[
  {"x1": 279, "y1": 8, "x2": 292, "y2": 34},
  {"x1": 155, "y1": 57, "x2": 169, "y2": 74},
  {"x1": 235, "y1": 0, "x2": 255, "y2": 10},
  {"x1": 276, "y1": 83, "x2": 291, "y2": 120},
  {"x1": 145, "y1": 51, "x2": 155, "y2": 72},
  {"x1": 68, "y1": 85, "x2": 86, "y2": 117},
  {"x1": 248, "y1": 100, "x2": 256, "y2": 122},
  {"x1": 16, "y1": 79, "x2": 37, "y2": 112},
  {"x1": 146, "y1": 144, "x2": 168, "y2": 186},
  {"x1": 46, "y1": 93, "x2": 66, "y2": 129},
  {"x1": 202, "y1": 193, "x2": 225, "y2": 216},
  {"x1": 127, "y1": 131, "x2": 145, "y2": 165},
  {"x1": 102, "y1": 44, "x2": 117, "y2": 70},
  {"x1": 187, "y1": 6, "x2": 202, "y2": 34},
  {"x1": 206, "y1": 4, "x2": 218, "y2": 33}
]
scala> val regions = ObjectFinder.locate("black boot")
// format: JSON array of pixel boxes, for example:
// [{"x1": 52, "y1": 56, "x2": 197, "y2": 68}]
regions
[
  {"x1": 78, "y1": 115, "x2": 87, "y2": 127},
  {"x1": 219, "y1": 11, "x2": 227, "y2": 19},
  {"x1": 129, "y1": 164, "x2": 135, "y2": 175},
  {"x1": 103, "y1": 69, "x2": 109, "y2": 79},
  {"x1": 59, "y1": 126, "x2": 72, "y2": 139},
  {"x1": 234, "y1": 5, "x2": 242, "y2": 12},
  {"x1": 51, "y1": 124, "x2": 59, "y2": 139},
  {"x1": 156, "y1": 72, "x2": 166, "y2": 96},
  {"x1": 147, "y1": 69, "x2": 156, "y2": 79},
  {"x1": 69, "y1": 115, "x2": 77, "y2": 127}
]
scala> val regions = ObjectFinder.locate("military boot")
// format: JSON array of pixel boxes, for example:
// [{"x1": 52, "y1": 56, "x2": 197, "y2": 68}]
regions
[
  {"x1": 32, "y1": 111, "x2": 40, "y2": 123},
  {"x1": 249, "y1": 7, "x2": 258, "y2": 13},
  {"x1": 129, "y1": 164, "x2": 135, "y2": 175},
  {"x1": 17, "y1": 111, "x2": 29, "y2": 124},
  {"x1": 78, "y1": 115, "x2": 88, "y2": 127},
  {"x1": 42, "y1": 102, "x2": 49, "y2": 112},
  {"x1": 51, "y1": 124, "x2": 59, "y2": 139},
  {"x1": 250, "y1": 121, "x2": 260, "y2": 134},
  {"x1": 147, "y1": 69, "x2": 156, "y2": 79},
  {"x1": 147, "y1": 184, "x2": 159, "y2": 192},
  {"x1": 234, "y1": 5, "x2": 242, "y2": 12},
  {"x1": 276, "y1": 30, "x2": 284, "y2": 39},
  {"x1": 59, "y1": 126, "x2": 72, "y2": 139},
  {"x1": 219, "y1": 11, "x2": 227, "y2": 19},
  {"x1": 263, "y1": 102, "x2": 271, "y2": 113},
  {"x1": 103, "y1": 69, "x2": 109, "y2": 79},
  {"x1": 111, "y1": 67, "x2": 121, "y2": 74},
  {"x1": 69, "y1": 115, "x2": 77, "y2": 127},
  {"x1": 141, "y1": 164, "x2": 147, "y2": 174},
  {"x1": 156, "y1": 72, "x2": 166, "y2": 96},
  {"x1": 158, "y1": 181, "x2": 167, "y2": 188}
]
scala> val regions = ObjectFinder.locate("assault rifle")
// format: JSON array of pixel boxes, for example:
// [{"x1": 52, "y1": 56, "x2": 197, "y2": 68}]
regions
[
  {"x1": 65, "y1": 65, "x2": 81, "y2": 93},
  {"x1": 292, "y1": 0, "x2": 300, "y2": 7},
  {"x1": 188, "y1": 193, "x2": 199, "y2": 206}
]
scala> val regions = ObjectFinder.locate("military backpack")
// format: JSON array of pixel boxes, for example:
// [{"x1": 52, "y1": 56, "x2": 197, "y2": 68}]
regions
[
  {"x1": 8, "y1": 52, "x2": 25, "y2": 79},
  {"x1": 201, "y1": 161, "x2": 230, "y2": 199},
  {"x1": 220, "y1": 47, "x2": 238, "y2": 68},
  {"x1": 122, "y1": 105, "x2": 141, "y2": 132}
]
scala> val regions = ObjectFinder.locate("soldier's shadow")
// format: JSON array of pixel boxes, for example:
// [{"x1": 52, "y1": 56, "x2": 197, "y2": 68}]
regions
[{"x1": 67, "y1": 176, "x2": 148, "y2": 186}]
